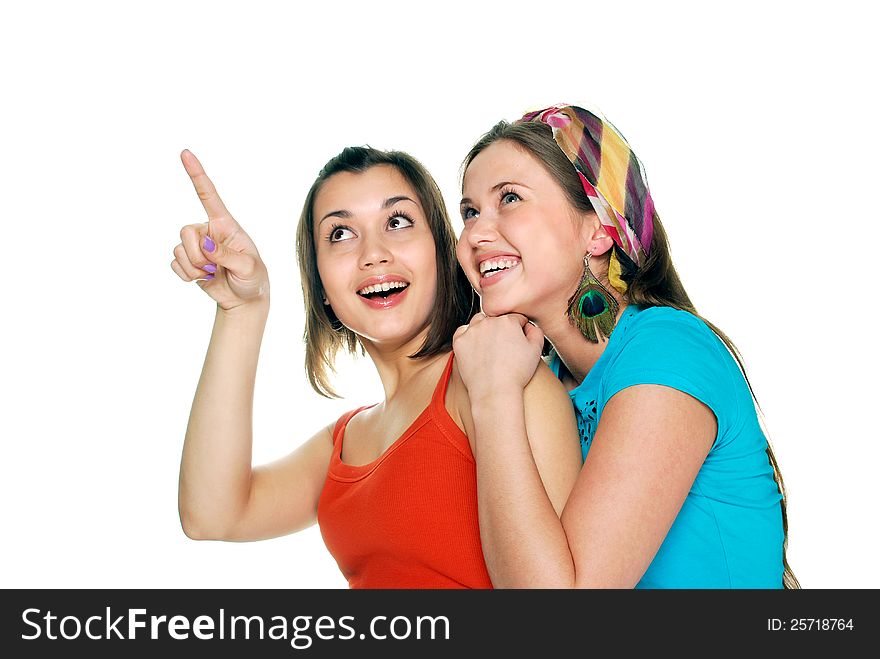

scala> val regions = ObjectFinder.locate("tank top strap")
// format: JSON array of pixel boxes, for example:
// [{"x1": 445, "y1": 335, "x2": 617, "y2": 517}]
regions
[
  {"x1": 429, "y1": 352, "x2": 456, "y2": 409},
  {"x1": 331, "y1": 405, "x2": 374, "y2": 447}
]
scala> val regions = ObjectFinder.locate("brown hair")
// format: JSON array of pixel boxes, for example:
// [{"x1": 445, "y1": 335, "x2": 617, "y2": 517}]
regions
[
  {"x1": 462, "y1": 120, "x2": 800, "y2": 589},
  {"x1": 296, "y1": 146, "x2": 477, "y2": 398}
]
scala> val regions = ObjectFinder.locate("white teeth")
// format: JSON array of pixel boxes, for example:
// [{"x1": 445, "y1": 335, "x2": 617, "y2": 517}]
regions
[
  {"x1": 479, "y1": 258, "x2": 520, "y2": 275},
  {"x1": 358, "y1": 281, "x2": 409, "y2": 295}
]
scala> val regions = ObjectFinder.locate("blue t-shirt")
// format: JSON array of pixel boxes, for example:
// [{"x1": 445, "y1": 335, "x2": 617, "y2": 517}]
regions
[{"x1": 548, "y1": 304, "x2": 784, "y2": 588}]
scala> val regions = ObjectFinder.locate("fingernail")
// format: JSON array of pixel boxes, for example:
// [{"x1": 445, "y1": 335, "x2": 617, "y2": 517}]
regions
[
  {"x1": 203, "y1": 236, "x2": 216, "y2": 253},
  {"x1": 203, "y1": 274, "x2": 214, "y2": 280},
  {"x1": 202, "y1": 263, "x2": 217, "y2": 273}
]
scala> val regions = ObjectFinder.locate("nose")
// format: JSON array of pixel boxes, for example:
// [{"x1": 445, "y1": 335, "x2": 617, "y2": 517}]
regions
[
  {"x1": 359, "y1": 232, "x2": 393, "y2": 269},
  {"x1": 464, "y1": 210, "x2": 499, "y2": 248}
]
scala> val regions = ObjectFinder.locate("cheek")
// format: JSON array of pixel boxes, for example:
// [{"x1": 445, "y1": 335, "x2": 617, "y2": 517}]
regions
[
  {"x1": 406, "y1": 234, "x2": 436, "y2": 269},
  {"x1": 419, "y1": 247, "x2": 439, "y2": 296},
  {"x1": 455, "y1": 236, "x2": 479, "y2": 282},
  {"x1": 316, "y1": 257, "x2": 346, "y2": 302},
  {"x1": 454, "y1": 241, "x2": 467, "y2": 270},
  {"x1": 523, "y1": 234, "x2": 581, "y2": 285}
]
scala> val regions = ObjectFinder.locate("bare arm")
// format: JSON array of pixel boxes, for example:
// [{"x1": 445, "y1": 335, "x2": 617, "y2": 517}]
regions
[
  {"x1": 454, "y1": 314, "x2": 578, "y2": 587},
  {"x1": 172, "y1": 150, "x2": 333, "y2": 541},
  {"x1": 459, "y1": 360, "x2": 581, "y2": 587},
  {"x1": 177, "y1": 302, "x2": 334, "y2": 541},
  {"x1": 562, "y1": 385, "x2": 715, "y2": 587}
]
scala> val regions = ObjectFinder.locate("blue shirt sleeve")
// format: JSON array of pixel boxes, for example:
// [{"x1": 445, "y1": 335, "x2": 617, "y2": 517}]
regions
[{"x1": 600, "y1": 307, "x2": 744, "y2": 449}]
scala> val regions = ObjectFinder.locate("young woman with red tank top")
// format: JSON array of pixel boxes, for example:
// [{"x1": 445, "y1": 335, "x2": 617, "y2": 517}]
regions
[{"x1": 171, "y1": 146, "x2": 581, "y2": 588}]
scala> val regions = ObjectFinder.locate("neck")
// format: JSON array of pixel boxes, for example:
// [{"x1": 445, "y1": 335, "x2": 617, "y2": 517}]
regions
[
  {"x1": 536, "y1": 302, "x2": 628, "y2": 385},
  {"x1": 361, "y1": 329, "x2": 447, "y2": 402}
]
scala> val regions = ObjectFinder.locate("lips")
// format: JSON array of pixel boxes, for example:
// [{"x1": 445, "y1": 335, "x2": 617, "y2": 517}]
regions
[
  {"x1": 356, "y1": 274, "x2": 411, "y2": 309},
  {"x1": 475, "y1": 252, "x2": 521, "y2": 285}
]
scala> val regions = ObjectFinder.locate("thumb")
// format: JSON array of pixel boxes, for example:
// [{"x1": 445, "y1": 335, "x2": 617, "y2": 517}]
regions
[
  {"x1": 507, "y1": 312, "x2": 531, "y2": 328},
  {"x1": 523, "y1": 320, "x2": 545, "y2": 351}
]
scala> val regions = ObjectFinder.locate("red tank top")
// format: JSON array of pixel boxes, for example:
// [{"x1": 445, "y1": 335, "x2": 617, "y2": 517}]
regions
[{"x1": 316, "y1": 353, "x2": 493, "y2": 589}]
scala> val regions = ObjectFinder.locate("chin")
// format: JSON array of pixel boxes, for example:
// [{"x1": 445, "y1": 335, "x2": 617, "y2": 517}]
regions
[
  {"x1": 478, "y1": 294, "x2": 517, "y2": 318},
  {"x1": 355, "y1": 314, "x2": 433, "y2": 346}
]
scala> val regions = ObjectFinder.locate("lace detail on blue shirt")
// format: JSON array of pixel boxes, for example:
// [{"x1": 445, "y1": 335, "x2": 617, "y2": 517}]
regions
[{"x1": 575, "y1": 397, "x2": 598, "y2": 455}]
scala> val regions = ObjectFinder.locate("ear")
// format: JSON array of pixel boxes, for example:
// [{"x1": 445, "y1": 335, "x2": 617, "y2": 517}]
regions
[{"x1": 578, "y1": 212, "x2": 614, "y2": 256}]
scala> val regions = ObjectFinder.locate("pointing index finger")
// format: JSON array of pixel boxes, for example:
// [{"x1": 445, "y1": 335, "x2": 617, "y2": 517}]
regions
[{"x1": 181, "y1": 149, "x2": 230, "y2": 220}]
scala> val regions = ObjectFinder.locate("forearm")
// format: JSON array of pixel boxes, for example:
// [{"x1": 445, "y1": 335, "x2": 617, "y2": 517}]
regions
[
  {"x1": 178, "y1": 299, "x2": 269, "y2": 539},
  {"x1": 472, "y1": 390, "x2": 576, "y2": 588}
]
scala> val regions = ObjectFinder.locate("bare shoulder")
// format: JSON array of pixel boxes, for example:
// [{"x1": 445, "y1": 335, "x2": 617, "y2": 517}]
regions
[
  {"x1": 451, "y1": 358, "x2": 571, "y2": 424},
  {"x1": 303, "y1": 420, "x2": 337, "y2": 464},
  {"x1": 524, "y1": 359, "x2": 572, "y2": 408},
  {"x1": 312, "y1": 420, "x2": 337, "y2": 447},
  {"x1": 523, "y1": 360, "x2": 582, "y2": 514},
  {"x1": 259, "y1": 420, "x2": 336, "y2": 477},
  {"x1": 522, "y1": 360, "x2": 579, "y2": 441},
  {"x1": 448, "y1": 359, "x2": 477, "y2": 453},
  {"x1": 253, "y1": 419, "x2": 338, "y2": 494}
]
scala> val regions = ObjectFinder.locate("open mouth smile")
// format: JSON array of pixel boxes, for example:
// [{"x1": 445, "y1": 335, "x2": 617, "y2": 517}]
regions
[
  {"x1": 478, "y1": 256, "x2": 521, "y2": 286},
  {"x1": 356, "y1": 276, "x2": 411, "y2": 309}
]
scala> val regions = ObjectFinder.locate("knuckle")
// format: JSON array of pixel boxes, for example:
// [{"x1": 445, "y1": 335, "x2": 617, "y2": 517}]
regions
[
  {"x1": 241, "y1": 255, "x2": 261, "y2": 279},
  {"x1": 180, "y1": 225, "x2": 195, "y2": 243},
  {"x1": 237, "y1": 259, "x2": 253, "y2": 279},
  {"x1": 171, "y1": 261, "x2": 191, "y2": 282}
]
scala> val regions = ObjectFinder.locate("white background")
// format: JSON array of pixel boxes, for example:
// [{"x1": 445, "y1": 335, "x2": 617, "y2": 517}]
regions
[{"x1": 2, "y1": 0, "x2": 877, "y2": 589}]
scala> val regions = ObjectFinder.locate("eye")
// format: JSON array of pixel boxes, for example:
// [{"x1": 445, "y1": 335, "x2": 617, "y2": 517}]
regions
[
  {"x1": 461, "y1": 206, "x2": 479, "y2": 222},
  {"x1": 500, "y1": 189, "x2": 521, "y2": 205},
  {"x1": 328, "y1": 225, "x2": 355, "y2": 242},
  {"x1": 387, "y1": 212, "x2": 414, "y2": 230}
]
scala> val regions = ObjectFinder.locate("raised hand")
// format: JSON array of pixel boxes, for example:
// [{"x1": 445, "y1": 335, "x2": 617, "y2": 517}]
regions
[
  {"x1": 452, "y1": 312, "x2": 546, "y2": 400},
  {"x1": 170, "y1": 150, "x2": 269, "y2": 310}
]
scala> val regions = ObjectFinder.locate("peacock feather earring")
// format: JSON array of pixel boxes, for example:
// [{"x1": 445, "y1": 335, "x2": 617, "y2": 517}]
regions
[{"x1": 567, "y1": 253, "x2": 619, "y2": 343}]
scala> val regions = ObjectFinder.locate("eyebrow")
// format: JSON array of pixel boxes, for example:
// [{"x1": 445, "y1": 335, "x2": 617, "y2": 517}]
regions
[
  {"x1": 460, "y1": 181, "x2": 528, "y2": 207},
  {"x1": 383, "y1": 195, "x2": 416, "y2": 209},
  {"x1": 318, "y1": 195, "x2": 418, "y2": 226},
  {"x1": 318, "y1": 209, "x2": 351, "y2": 225}
]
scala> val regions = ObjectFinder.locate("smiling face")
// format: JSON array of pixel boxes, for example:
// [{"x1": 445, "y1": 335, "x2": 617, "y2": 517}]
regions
[
  {"x1": 314, "y1": 164, "x2": 438, "y2": 348},
  {"x1": 458, "y1": 140, "x2": 592, "y2": 320}
]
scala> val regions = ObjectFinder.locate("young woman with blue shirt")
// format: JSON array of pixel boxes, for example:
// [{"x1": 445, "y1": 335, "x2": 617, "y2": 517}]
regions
[{"x1": 453, "y1": 104, "x2": 798, "y2": 589}]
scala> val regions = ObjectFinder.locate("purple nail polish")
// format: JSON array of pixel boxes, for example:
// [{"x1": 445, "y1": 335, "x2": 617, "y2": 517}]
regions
[
  {"x1": 203, "y1": 236, "x2": 216, "y2": 253},
  {"x1": 204, "y1": 274, "x2": 214, "y2": 280},
  {"x1": 202, "y1": 263, "x2": 217, "y2": 273}
]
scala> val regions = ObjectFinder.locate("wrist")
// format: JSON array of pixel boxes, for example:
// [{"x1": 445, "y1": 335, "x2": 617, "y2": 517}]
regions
[
  {"x1": 217, "y1": 296, "x2": 270, "y2": 321},
  {"x1": 469, "y1": 386, "x2": 525, "y2": 417}
]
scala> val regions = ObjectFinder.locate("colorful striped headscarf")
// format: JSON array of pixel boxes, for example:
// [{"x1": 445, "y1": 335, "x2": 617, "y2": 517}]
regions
[{"x1": 521, "y1": 104, "x2": 655, "y2": 268}]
